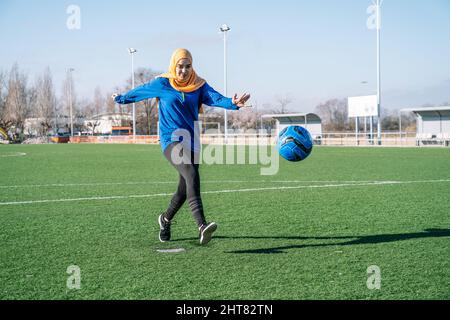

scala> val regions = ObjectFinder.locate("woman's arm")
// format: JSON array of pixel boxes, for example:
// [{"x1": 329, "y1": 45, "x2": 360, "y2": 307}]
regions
[
  {"x1": 201, "y1": 83, "x2": 250, "y2": 110},
  {"x1": 113, "y1": 78, "x2": 162, "y2": 104}
]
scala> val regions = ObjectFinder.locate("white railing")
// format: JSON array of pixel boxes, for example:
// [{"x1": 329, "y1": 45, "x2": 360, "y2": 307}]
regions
[
  {"x1": 200, "y1": 132, "x2": 450, "y2": 147},
  {"x1": 317, "y1": 132, "x2": 418, "y2": 147},
  {"x1": 67, "y1": 132, "x2": 450, "y2": 147}
]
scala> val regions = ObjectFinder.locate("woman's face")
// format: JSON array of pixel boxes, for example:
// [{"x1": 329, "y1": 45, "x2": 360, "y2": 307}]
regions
[{"x1": 175, "y1": 58, "x2": 192, "y2": 81}]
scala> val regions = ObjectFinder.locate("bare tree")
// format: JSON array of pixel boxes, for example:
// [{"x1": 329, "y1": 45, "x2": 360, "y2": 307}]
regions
[
  {"x1": 130, "y1": 67, "x2": 160, "y2": 88},
  {"x1": 4, "y1": 63, "x2": 30, "y2": 135},
  {"x1": 0, "y1": 70, "x2": 4, "y2": 112},
  {"x1": 0, "y1": 69, "x2": 11, "y2": 131},
  {"x1": 314, "y1": 98, "x2": 349, "y2": 132},
  {"x1": 229, "y1": 108, "x2": 260, "y2": 131},
  {"x1": 275, "y1": 93, "x2": 293, "y2": 114},
  {"x1": 74, "y1": 98, "x2": 94, "y2": 134},
  {"x1": 400, "y1": 111, "x2": 417, "y2": 132},
  {"x1": 85, "y1": 120, "x2": 100, "y2": 135},
  {"x1": 105, "y1": 88, "x2": 119, "y2": 114},
  {"x1": 33, "y1": 67, "x2": 56, "y2": 136},
  {"x1": 81, "y1": 98, "x2": 95, "y2": 119},
  {"x1": 60, "y1": 70, "x2": 77, "y2": 133},
  {"x1": 382, "y1": 109, "x2": 416, "y2": 132},
  {"x1": 93, "y1": 86, "x2": 104, "y2": 116}
]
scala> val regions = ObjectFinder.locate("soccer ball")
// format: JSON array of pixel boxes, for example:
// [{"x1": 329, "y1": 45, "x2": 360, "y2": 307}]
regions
[{"x1": 277, "y1": 126, "x2": 313, "y2": 162}]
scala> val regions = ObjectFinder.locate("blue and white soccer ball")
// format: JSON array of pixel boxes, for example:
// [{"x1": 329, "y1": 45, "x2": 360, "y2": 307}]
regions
[{"x1": 277, "y1": 126, "x2": 313, "y2": 162}]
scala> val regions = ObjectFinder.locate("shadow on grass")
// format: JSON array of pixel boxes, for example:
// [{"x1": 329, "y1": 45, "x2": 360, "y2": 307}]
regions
[{"x1": 172, "y1": 228, "x2": 450, "y2": 254}]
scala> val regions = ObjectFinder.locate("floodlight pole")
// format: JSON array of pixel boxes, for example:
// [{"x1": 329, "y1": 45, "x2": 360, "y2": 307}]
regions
[
  {"x1": 128, "y1": 48, "x2": 137, "y2": 139},
  {"x1": 68, "y1": 68, "x2": 74, "y2": 137},
  {"x1": 220, "y1": 24, "x2": 230, "y2": 144},
  {"x1": 370, "y1": 116, "x2": 374, "y2": 144},
  {"x1": 376, "y1": 0, "x2": 382, "y2": 145}
]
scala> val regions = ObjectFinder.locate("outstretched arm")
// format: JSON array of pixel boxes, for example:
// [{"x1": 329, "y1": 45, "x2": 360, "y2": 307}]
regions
[
  {"x1": 112, "y1": 79, "x2": 161, "y2": 104},
  {"x1": 201, "y1": 83, "x2": 251, "y2": 110},
  {"x1": 231, "y1": 93, "x2": 251, "y2": 108}
]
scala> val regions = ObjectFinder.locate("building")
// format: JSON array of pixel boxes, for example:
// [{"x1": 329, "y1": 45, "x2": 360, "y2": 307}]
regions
[
  {"x1": 261, "y1": 113, "x2": 323, "y2": 143},
  {"x1": 400, "y1": 106, "x2": 450, "y2": 146},
  {"x1": 84, "y1": 112, "x2": 132, "y2": 135}
]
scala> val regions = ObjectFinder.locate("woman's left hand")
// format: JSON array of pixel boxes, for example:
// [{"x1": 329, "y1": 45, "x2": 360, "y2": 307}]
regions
[{"x1": 232, "y1": 93, "x2": 251, "y2": 108}]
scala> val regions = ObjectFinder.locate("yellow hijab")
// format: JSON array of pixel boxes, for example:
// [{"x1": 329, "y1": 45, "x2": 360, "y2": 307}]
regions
[
  {"x1": 157, "y1": 48, "x2": 206, "y2": 113},
  {"x1": 159, "y1": 48, "x2": 205, "y2": 92}
]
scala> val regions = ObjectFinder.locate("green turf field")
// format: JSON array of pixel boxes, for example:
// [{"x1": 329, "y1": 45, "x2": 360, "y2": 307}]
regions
[{"x1": 0, "y1": 144, "x2": 449, "y2": 300}]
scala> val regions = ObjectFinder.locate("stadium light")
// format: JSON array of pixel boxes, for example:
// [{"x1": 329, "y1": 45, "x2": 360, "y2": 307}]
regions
[
  {"x1": 128, "y1": 48, "x2": 137, "y2": 138},
  {"x1": 376, "y1": 0, "x2": 382, "y2": 145},
  {"x1": 68, "y1": 68, "x2": 75, "y2": 137},
  {"x1": 220, "y1": 24, "x2": 230, "y2": 33},
  {"x1": 219, "y1": 24, "x2": 230, "y2": 144}
]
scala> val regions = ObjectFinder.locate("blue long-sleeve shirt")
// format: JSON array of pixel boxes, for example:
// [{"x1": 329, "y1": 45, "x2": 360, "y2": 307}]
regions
[{"x1": 115, "y1": 77, "x2": 238, "y2": 152}]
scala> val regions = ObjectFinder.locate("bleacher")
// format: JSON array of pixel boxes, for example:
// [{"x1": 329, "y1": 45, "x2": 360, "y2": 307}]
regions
[
  {"x1": 401, "y1": 107, "x2": 450, "y2": 147},
  {"x1": 416, "y1": 132, "x2": 450, "y2": 146}
]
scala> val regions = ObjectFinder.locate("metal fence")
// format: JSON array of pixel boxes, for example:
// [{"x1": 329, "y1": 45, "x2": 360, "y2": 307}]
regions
[
  {"x1": 201, "y1": 132, "x2": 450, "y2": 147},
  {"x1": 68, "y1": 132, "x2": 450, "y2": 147}
]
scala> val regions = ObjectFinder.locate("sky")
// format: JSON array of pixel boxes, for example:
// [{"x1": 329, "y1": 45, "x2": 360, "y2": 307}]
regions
[{"x1": 0, "y1": 0, "x2": 449, "y2": 113}]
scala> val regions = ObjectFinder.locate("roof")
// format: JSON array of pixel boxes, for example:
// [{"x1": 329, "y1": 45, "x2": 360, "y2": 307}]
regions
[
  {"x1": 400, "y1": 106, "x2": 450, "y2": 113},
  {"x1": 261, "y1": 113, "x2": 321, "y2": 122},
  {"x1": 92, "y1": 112, "x2": 132, "y2": 120}
]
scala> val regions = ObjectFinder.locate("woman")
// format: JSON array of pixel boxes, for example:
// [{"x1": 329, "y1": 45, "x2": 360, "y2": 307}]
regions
[{"x1": 113, "y1": 48, "x2": 250, "y2": 245}]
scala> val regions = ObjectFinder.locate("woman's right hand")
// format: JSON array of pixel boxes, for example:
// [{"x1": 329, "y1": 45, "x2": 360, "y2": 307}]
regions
[
  {"x1": 232, "y1": 93, "x2": 251, "y2": 108},
  {"x1": 111, "y1": 93, "x2": 120, "y2": 100}
]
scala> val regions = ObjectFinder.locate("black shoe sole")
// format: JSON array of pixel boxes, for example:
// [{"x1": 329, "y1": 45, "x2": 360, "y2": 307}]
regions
[{"x1": 200, "y1": 222, "x2": 217, "y2": 245}]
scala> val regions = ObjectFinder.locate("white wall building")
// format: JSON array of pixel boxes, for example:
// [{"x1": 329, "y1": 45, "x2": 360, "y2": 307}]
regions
[
  {"x1": 261, "y1": 113, "x2": 323, "y2": 141},
  {"x1": 84, "y1": 113, "x2": 132, "y2": 135},
  {"x1": 401, "y1": 106, "x2": 450, "y2": 146}
]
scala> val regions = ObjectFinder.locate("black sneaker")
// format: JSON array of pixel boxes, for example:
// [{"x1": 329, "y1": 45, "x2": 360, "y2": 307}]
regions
[
  {"x1": 158, "y1": 214, "x2": 171, "y2": 242},
  {"x1": 199, "y1": 222, "x2": 217, "y2": 245}
]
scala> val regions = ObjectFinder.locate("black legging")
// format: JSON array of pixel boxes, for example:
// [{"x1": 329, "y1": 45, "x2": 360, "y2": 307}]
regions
[{"x1": 163, "y1": 142, "x2": 206, "y2": 228}]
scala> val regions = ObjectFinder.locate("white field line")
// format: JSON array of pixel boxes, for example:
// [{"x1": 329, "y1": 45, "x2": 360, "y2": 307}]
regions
[
  {"x1": 0, "y1": 181, "x2": 175, "y2": 189},
  {"x1": 0, "y1": 180, "x2": 401, "y2": 189},
  {"x1": 0, "y1": 152, "x2": 26, "y2": 158},
  {"x1": 1, "y1": 179, "x2": 449, "y2": 206}
]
